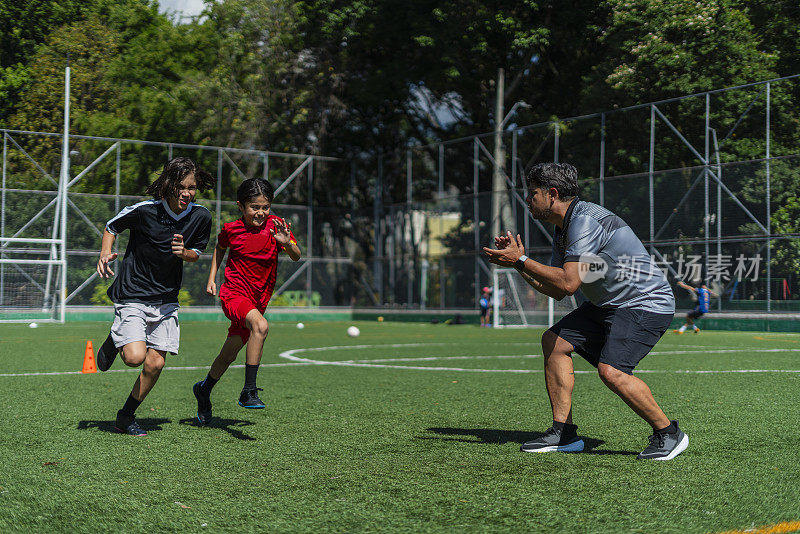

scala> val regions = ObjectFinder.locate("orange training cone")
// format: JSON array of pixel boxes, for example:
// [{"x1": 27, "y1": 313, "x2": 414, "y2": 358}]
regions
[{"x1": 82, "y1": 340, "x2": 97, "y2": 374}]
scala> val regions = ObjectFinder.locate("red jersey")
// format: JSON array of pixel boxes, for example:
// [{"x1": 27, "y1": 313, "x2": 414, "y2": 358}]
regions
[{"x1": 217, "y1": 216, "x2": 296, "y2": 305}]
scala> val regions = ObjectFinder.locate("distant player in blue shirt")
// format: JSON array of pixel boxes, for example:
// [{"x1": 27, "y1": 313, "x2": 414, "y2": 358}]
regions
[
  {"x1": 674, "y1": 281, "x2": 717, "y2": 334},
  {"x1": 479, "y1": 287, "x2": 492, "y2": 327}
]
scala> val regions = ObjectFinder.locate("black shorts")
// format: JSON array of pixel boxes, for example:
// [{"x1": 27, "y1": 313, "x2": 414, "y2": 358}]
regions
[
  {"x1": 548, "y1": 302, "x2": 673, "y2": 375},
  {"x1": 687, "y1": 307, "x2": 705, "y2": 320}
]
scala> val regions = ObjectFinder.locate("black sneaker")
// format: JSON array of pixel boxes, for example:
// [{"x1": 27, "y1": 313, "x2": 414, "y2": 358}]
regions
[
  {"x1": 115, "y1": 416, "x2": 147, "y2": 437},
  {"x1": 521, "y1": 424, "x2": 585, "y2": 453},
  {"x1": 637, "y1": 420, "x2": 689, "y2": 460},
  {"x1": 96, "y1": 333, "x2": 118, "y2": 372},
  {"x1": 193, "y1": 380, "x2": 212, "y2": 425},
  {"x1": 238, "y1": 387, "x2": 265, "y2": 409}
]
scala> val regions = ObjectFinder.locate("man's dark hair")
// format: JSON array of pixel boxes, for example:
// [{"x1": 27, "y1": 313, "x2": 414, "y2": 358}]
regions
[
  {"x1": 237, "y1": 177, "x2": 275, "y2": 204},
  {"x1": 526, "y1": 162, "x2": 579, "y2": 200},
  {"x1": 145, "y1": 157, "x2": 214, "y2": 199}
]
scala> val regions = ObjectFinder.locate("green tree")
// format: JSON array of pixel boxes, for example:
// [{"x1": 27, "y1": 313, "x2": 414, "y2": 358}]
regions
[
  {"x1": 6, "y1": 19, "x2": 121, "y2": 189},
  {"x1": 0, "y1": 0, "x2": 101, "y2": 120}
]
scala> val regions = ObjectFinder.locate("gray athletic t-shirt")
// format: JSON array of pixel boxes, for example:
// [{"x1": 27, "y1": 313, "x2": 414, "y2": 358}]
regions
[{"x1": 550, "y1": 200, "x2": 675, "y2": 313}]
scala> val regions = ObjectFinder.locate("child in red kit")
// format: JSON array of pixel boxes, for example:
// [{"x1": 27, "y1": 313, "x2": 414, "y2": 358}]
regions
[{"x1": 193, "y1": 178, "x2": 301, "y2": 424}]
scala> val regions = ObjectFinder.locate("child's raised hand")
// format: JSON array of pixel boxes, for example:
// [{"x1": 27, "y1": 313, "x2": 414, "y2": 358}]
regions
[
  {"x1": 96, "y1": 253, "x2": 118, "y2": 278},
  {"x1": 270, "y1": 218, "x2": 292, "y2": 245},
  {"x1": 171, "y1": 234, "x2": 185, "y2": 257}
]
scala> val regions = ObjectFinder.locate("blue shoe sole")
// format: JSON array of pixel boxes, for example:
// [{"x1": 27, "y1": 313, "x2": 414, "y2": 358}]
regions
[{"x1": 238, "y1": 402, "x2": 265, "y2": 409}]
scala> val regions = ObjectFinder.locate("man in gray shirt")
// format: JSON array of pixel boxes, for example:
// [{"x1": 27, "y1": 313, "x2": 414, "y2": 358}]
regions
[{"x1": 484, "y1": 162, "x2": 688, "y2": 460}]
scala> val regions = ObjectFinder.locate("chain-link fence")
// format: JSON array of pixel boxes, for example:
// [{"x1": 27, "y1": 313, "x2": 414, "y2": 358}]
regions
[
  {"x1": 366, "y1": 75, "x2": 800, "y2": 313},
  {"x1": 0, "y1": 130, "x2": 353, "y2": 320},
  {"x1": 3, "y1": 75, "x2": 800, "y2": 319}
]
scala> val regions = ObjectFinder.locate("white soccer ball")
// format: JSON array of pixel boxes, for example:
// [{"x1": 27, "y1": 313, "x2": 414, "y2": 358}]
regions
[
  {"x1": 28, "y1": 322, "x2": 38, "y2": 329},
  {"x1": 347, "y1": 326, "x2": 360, "y2": 337},
  {"x1": 296, "y1": 322, "x2": 305, "y2": 329}
]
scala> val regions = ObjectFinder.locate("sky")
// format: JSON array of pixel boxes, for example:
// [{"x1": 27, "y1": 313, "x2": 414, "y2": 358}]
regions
[{"x1": 157, "y1": 0, "x2": 206, "y2": 20}]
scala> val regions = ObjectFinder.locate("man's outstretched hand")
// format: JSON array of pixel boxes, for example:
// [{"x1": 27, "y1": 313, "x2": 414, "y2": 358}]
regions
[{"x1": 483, "y1": 231, "x2": 525, "y2": 268}]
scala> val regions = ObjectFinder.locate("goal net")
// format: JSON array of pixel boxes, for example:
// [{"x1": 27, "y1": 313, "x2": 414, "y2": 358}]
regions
[
  {"x1": 0, "y1": 238, "x2": 65, "y2": 323},
  {"x1": 491, "y1": 268, "x2": 578, "y2": 328}
]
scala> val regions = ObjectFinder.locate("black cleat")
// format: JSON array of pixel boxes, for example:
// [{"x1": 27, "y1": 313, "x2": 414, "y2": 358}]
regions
[
  {"x1": 96, "y1": 333, "x2": 118, "y2": 372},
  {"x1": 238, "y1": 387, "x2": 265, "y2": 409},
  {"x1": 521, "y1": 424, "x2": 585, "y2": 453},
  {"x1": 193, "y1": 380, "x2": 213, "y2": 425},
  {"x1": 115, "y1": 416, "x2": 147, "y2": 436},
  {"x1": 637, "y1": 420, "x2": 689, "y2": 460}
]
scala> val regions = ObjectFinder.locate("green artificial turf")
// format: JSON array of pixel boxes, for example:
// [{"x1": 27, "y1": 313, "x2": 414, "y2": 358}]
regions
[{"x1": 1, "y1": 321, "x2": 798, "y2": 533}]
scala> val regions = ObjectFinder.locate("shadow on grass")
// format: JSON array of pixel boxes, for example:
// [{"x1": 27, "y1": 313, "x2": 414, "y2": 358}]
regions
[
  {"x1": 420, "y1": 427, "x2": 637, "y2": 455},
  {"x1": 77, "y1": 418, "x2": 171, "y2": 434},
  {"x1": 178, "y1": 417, "x2": 256, "y2": 441}
]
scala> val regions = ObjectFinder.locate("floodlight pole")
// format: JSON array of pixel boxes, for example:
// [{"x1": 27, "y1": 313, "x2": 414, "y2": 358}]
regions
[
  {"x1": 491, "y1": 68, "x2": 528, "y2": 294},
  {"x1": 490, "y1": 68, "x2": 505, "y2": 247}
]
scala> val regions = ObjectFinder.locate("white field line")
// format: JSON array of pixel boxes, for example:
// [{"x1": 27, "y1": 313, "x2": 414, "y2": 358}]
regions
[
  {"x1": 276, "y1": 344, "x2": 800, "y2": 374},
  {"x1": 0, "y1": 362, "x2": 311, "y2": 377},
  {"x1": 1, "y1": 345, "x2": 799, "y2": 377}
]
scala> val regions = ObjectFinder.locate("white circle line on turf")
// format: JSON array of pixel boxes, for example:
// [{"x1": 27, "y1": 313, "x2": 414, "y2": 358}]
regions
[{"x1": 277, "y1": 344, "x2": 800, "y2": 374}]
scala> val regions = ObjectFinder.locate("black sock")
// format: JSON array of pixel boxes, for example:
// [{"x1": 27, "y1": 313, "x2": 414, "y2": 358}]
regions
[
  {"x1": 200, "y1": 373, "x2": 219, "y2": 394},
  {"x1": 552, "y1": 420, "x2": 577, "y2": 432},
  {"x1": 118, "y1": 394, "x2": 142, "y2": 419},
  {"x1": 656, "y1": 421, "x2": 677, "y2": 434},
  {"x1": 244, "y1": 364, "x2": 259, "y2": 390}
]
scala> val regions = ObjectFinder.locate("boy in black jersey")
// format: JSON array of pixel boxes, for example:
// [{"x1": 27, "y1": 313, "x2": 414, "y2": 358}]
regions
[{"x1": 95, "y1": 157, "x2": 213, "y2": 436}]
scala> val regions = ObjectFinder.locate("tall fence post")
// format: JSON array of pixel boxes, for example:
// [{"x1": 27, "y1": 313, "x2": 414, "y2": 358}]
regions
[
  {"x1": 511, "y1": 129, "x2": 518, "y2": 232},
  {"x1": 649, "y1": 105, "x2": 655, "y2": 245},
  {"x1": 713, "y1": 129, "x2": 722, "y2": 311},
  {"x1": 59, "y1": 63, "x2": 71, "y2": 323},
  {"x1": 115, "y1": 143, "x2": 120, "y2": 256},
  {"x1": 599, "y1": 113, "x2": 605, "y2": 206},
  {"x1": 522, "y1": 130, "x2": 529, "y2": 250},
  {"x1": 406, "y1": 149, "x2": 413, "y2": 306},
  {"x1": 374, "y1": 154, "x2": 383, "y2": 305},
  {"x1": 704, "y1": 93, "x2": 710, "y2": 286},
  {"x1": 1, "y1": 133, "x2": 5, "y2": 305},
  {"x1": 307, "y1": 157, "x2": 314, "y2": 305},
  {"x1": 473, "y1": 138, "x2": 480, "y2": 308},
  {"x1": 438, "y1": 144, "x2": 444, "y2": 309},
  {"x1": 766, "y1": 82, "x2": 771, "y2": 312},
  {"x1": 215, "y1": 149, "x2": 223, "y2": 287},
  {"x1": 553, "y1": 121, "x2": 559, "y2": 163}
]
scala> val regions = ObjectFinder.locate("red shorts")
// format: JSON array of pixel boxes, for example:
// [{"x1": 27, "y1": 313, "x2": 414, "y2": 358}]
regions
[{"x1": 220, "y1": 293, "x2": 266, "y2": 343}]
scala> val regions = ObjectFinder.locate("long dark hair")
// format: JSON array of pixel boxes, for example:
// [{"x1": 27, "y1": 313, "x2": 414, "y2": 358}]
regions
[
  {"x1": 236, "y1": 177, "x2": 275, "y2": 204},
  {"x1": 145, "y1": 157, "x2": 214, "y2": 200}
]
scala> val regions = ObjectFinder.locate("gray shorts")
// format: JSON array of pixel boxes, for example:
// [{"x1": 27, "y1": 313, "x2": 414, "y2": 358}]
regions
[{"x1": 111, "y1": 302, "x2": 180, "y2": 354}]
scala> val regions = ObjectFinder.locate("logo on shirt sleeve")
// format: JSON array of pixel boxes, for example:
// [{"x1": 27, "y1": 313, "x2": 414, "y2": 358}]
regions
[{"x1": 577, "y1": 253, "x2": 608, "y2": 283}]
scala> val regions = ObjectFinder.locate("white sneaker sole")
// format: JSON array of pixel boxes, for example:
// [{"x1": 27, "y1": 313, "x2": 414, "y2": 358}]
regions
[
  {"x1": 651, "y1": 433, "x2": 689, "y2": 461},
  {"x1": 522, "y1": 439, "x2": 585, "y2": 453}
]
